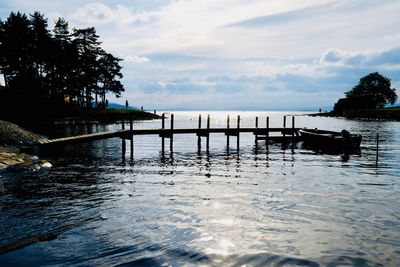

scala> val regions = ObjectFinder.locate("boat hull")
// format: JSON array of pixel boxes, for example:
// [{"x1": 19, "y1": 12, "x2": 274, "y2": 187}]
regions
[{"x1": 299, "y1": 128, "x2": 362, "y2": 154}]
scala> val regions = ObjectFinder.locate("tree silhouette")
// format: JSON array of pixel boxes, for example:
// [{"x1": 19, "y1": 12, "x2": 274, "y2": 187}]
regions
[
  {"x1": 73, "y1": 27, "x2": 102, "y2": 108},
  {"x1": 98, "y1": 52, "x2": 124, "y2": 105},
  {"x1": 345, "y1": 72, "x2": 397, "y2": 108},
  {"x1": 0, "y1": 12, "x2": 32, "y2": 93},
  {"x1": 333, "y1": 72, "x2": 397, "y2": 114},
  {"x1": 0, "y1": 11, "x2": 125, "y2": 119}
]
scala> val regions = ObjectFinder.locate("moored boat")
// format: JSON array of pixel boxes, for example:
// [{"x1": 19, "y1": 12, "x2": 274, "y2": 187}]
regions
[{"x1": 299, "y1": 128, "x2": 362, "y2": 153}]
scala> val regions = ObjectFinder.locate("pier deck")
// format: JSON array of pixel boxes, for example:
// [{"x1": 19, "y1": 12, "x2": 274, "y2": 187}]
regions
[
  {"x1": 39, "y1": 127, "x2": 301, "y2": 146},
  {"x1": 39, "y1": 114, "x2": 301, "y2": 158}
]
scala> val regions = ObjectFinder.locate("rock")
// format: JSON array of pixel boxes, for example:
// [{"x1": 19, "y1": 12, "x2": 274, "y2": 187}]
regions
[
  {"x1": 39, "y1": 160, "x2": 52, "y2": 168},
  {"x1": 0, "y1": 120, "x2": 46, "y2": 146}
]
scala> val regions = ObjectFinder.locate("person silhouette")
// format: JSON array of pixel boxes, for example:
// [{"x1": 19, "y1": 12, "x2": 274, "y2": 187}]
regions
[{"x1": 125, "y1": 100, "x2": 128, "y2": 109}]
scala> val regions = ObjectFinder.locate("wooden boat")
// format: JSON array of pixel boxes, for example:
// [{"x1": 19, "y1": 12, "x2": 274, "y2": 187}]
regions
[{"x1": 299, "y1": 128, "x2": 362, "y2": 153}]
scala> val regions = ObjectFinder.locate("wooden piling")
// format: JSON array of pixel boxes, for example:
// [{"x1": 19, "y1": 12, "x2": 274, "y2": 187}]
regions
[
  {"x1": 130, "y1": 115, "x2": 133, "y2": 160},
  {"x1": 266, "y1": 116, "x2": 270, "y2": 148},
  {"x1": 161, "y1": 113, "x2": 165, "y2": 154},
  {"x1": 170, "y1": 114, "x2": 174, "y2": 153},
  {"x1": 283, "y1": 115, "x2": 287, "y2": 139},
  {"x1": 292, "y1": 116, "x2": 295, "y2": 142},
  {"x1": 198, "y1": 114, "x2": 202, "y2": 151},
  {"x1": 227, "y1": 115, "x2": 230, "y2": 151},
  {"x1": 122, "y1": 119, "x2": 126, "y2": 159},
  {"x1": 237, "y1": 115, "x2": 240, "y2": 153},
  {"x1": 255, "y1": 116, "x2": 259, "y2": 145},
  {"x1": 206, "y1": 114, "x2": 210, "y2": 152},
  {"x1": 376, "y1": 133, "x2": 379, "y2": 167}
]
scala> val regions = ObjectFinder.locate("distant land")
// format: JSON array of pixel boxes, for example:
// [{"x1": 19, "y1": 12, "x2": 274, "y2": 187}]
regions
[
  {"x1": 149, "y1": 106, "x2": 328, "y2": 112},
  {"x1": 107, "y1": 102, "x2": 139, "y2": 110}
]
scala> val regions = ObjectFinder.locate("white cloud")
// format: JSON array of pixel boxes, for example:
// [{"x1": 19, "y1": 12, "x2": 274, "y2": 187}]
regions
[
  {"x1": 69, "y1": 3, "x2": 115, "y2": 24},
  {"x1": 384, "y1": 33, "x2": 400, "y2": 41},
  {"x1": 319, "y1": 48, "x2": 368, "y2": 65},
  {"x1": 124, "y1": 55, "x2": 150, "y2": 63}
]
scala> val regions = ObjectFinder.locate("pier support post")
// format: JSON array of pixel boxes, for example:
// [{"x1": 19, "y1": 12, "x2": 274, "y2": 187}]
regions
[
  {"x1": 266, "y1": 116, "x2": 270, "y2": 149},
  {"x1": 206, "y1": 114, "x2": 210, "y2": 153},
  {"x1": 170, "y1": 114, "x2": 174, "y2": 153},
  {"x1": 255, "y1": 116, "x2": 259, "y2": 146},
  {"x1": 291, "y1": 115, "x2": 295, "y2": 143},
  {"x1": 161, "y1": 113, "x2": 165, "y2": 155},
  {"x1": 122, "y1": 119, "x2": 126, "y2": 159},
  {"x1": 237, "y1": 115, "x2": 240, "y2": 153},
  {"x1": 376, "y1": 133, "x2": 379, "y2": 167},
  {"x1": 130, "y1": 115, "x2": 133, "y2": 160},
  {"x1": 227, "y1": 115, "x2": 230, "y2": 152},
  {"x1": 198, "y1": 114, "x2": 202, "y2": 151},
  {"x1": 283, "y1": 115, "x2": 287, "y2": 139}
]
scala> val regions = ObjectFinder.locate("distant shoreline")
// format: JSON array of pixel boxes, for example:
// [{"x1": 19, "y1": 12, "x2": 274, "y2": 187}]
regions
[
  {"x1": 309, "y1": 109, "x2": 400, "y2": 121},
  {"x1": 48, "y1": 108, "x2": 161, "y2": 124},
  {"x1": 1, "y1": 108, "x2": 161, "y2": 127}
]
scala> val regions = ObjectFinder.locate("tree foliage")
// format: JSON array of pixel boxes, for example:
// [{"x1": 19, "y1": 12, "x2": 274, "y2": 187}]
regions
[
  {"x1": 345, "y1": 72, "x2": 397, "y2": 108},
  {"x1": 333, "y1": 72, "x2": 397, "y2": 114},
  {"x1": 0, "y1": 11, "x2": 124, "y2": 117}
]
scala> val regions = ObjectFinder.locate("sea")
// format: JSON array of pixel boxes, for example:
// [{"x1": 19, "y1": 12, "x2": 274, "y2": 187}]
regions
[{"x1": 0, "y1": 111, "x2": 399, "y2": 266}]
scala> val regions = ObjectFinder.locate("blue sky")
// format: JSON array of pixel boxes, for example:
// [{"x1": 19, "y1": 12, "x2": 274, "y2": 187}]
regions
[{"x1": 1, "y1": 0, "x2": 400, "y2": 110}]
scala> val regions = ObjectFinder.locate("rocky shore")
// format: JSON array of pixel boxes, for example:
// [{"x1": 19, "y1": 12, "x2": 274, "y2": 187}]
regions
[
  {"x1": 0, "y1": 120, "x2": 47, "y2": 170},
  {"x1": 0, "y1": 109, "x2": 160, "y2": 170}
]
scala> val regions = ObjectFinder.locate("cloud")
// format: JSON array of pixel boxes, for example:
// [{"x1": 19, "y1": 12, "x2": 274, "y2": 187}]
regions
[
  {"x1": 225, "y1": 0, "x2": 395, "y2": 28},
  {"x1": 69, "y1": 2, "x2": 154, "y2": 26},
  {"x1": 384, "y1": 33, "x2": 400, "y2": 42},
  {"x1": 319, "y1": 48, "x2": 367, "y2": 65},
  {"x1": 226, "y1": 2, "x2": 332, "y2": 28},
  {"x1": 118, "y1": 45, "x2": 400, "y2": 109},
  {"x1": 124, "y1": 55, "x2": 150, "y2": 63},
  {"x1": 69, "y1": 3, "x2": 115, "y2": 24},
  {"x1": 320, "y1": 47, "x2": 400, "y2": 68}
]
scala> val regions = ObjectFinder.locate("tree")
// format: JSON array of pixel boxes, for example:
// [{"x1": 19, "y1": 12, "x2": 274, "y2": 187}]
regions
[
  {"x1": 97, "y1": 51, "x2": 124, "y2": 106},
  {"x1": 72, "y1": 27, "x2": 102, "y2": 108},
  {"x1": 52, "y1": 17, "x2": 79, "y2": 105},
  {"x1": 29, "y1": 12, "x2": 53, "y2": 101},
  {"x1": 0, "y1": 12, "x2": 32, "y2": 93},
  {"x1": 345, "y1": 72, "x2": 397, "y2": 108},
  {"x1": 332, "y1": 72, "x2": 397, "y2": 114},
  {"x1": 0, "y1": 11, "x2": 126, "y2": 119}
]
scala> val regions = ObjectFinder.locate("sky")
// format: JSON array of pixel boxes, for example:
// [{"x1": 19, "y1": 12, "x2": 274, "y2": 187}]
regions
[{"x1": 1, "y1": 0, "x2": 400, "y2": 110}]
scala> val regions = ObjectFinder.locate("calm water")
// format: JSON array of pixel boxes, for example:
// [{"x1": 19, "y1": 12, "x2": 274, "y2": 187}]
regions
[{"x1": 0, "y1": 111, "x2": 399, "y2": 266}]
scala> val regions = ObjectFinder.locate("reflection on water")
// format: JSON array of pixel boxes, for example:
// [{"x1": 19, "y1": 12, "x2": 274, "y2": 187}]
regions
[{"x1": 1, "y1": 112, "x2": 399, "y2": 266}]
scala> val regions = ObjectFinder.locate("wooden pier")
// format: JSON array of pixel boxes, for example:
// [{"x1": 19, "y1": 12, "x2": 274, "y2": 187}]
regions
[{"x1": 39, "y1": 114, "x2": 301, "y2": 157}]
